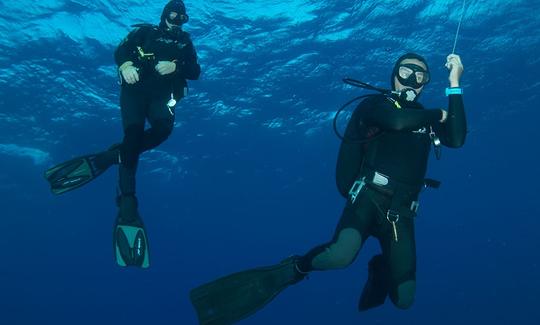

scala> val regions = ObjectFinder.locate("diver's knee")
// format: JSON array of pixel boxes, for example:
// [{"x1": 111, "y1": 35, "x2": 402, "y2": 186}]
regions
[
  {"x1": 153, "y1": 119, "x2": 174, "y2": 142},
  {"x1": 155, "y1": 125, "x2": 173, "y2": 142},
  {"x1": 329, "y1": 252, "x2": 356, "y2": 268},
  {"x1": 391, "y1": 280, "x2": 416, "y2": 309}
]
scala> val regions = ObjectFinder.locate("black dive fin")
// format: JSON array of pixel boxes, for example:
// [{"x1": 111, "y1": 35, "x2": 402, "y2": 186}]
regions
[{"x1": 190, "y1": 257, "x2": 304, "y2": 325}]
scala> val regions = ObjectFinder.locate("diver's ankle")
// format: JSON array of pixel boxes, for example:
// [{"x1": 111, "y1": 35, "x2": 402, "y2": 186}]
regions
[
  {"x1": 292, "y1": 257, "x2": 310, "y2": 282},
  {"x1": 294, "y1": 263, "x2": 308, "y2": 276}
]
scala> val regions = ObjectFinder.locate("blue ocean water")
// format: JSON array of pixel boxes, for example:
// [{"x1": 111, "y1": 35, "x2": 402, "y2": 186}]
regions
[{"x1": 1, "y1": 0, "x2": 539, "y2": 324}]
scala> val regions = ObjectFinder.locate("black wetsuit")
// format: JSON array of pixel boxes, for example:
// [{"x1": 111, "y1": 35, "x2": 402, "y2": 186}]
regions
[
  {"x1": 298, "y1": 93, "x2": 466, "y2": 308},
  {"x1": 113, "y1": 24, "x2": 200, "y2": 195}
]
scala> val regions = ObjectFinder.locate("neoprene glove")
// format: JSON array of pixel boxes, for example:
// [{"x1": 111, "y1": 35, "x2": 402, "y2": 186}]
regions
[
  {"x1": 155, "y1": 61, "x2": 177, "y2": 75},
  {"x1": 119, "y1": 61, "x2": 139, "y2": 84}
]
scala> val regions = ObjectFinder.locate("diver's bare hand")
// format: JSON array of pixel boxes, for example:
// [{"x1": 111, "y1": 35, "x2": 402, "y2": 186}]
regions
[
  {"x1": 155, "y1": 61, "x2": 177, "y2": 75},
  {"x1": 119, "y1": 61, "x2": 139, "y2": 84},
  {"x1": 445, "y1": 54, "x2": 463, "y2": 87}
]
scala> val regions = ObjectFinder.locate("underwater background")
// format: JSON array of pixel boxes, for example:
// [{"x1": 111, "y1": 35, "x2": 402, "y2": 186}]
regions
[{"x1": 1, "y1": 0, "x2": 539, "y2": 324}]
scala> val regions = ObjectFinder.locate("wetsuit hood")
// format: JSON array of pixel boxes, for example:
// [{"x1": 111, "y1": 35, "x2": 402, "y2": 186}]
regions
[{"x1": 159, "y1": 0, "x2": 189, "y2": 29}]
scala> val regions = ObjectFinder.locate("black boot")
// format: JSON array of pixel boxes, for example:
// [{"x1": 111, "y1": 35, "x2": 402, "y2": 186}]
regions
[
  {"x1": 280, "y1": 255, "x2": 309, "y2": 284},
  {"x1": 94, "y1": 143, "x2": 121, "y2": 170}
]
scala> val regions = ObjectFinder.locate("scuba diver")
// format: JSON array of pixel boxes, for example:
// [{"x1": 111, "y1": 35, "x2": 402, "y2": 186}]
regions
[
  {"x1": 190, "y1": 53, "x2": 466, "y2": 324},
  {"x1": 44, "y1": 0, "x2": 201, "y2": 268}
]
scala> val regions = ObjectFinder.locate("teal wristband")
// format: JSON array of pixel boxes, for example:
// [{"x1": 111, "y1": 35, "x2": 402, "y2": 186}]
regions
[{"x1": 445, "y1": 87, "x2": 463, "y2": 96}]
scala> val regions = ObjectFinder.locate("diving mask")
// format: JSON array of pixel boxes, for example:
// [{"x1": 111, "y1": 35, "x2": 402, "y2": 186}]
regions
[{"x1": 397, "y1": 63, "x2": 430, "y2": 89}]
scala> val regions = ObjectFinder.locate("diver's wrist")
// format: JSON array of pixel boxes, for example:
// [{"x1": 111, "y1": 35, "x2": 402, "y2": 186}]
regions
[
  {"x1": 449, "y1": 80, "x2": 460, "y2": 88},
  {"x1": 445, "y1": 87, "x2": 463, "y2": 96}
]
